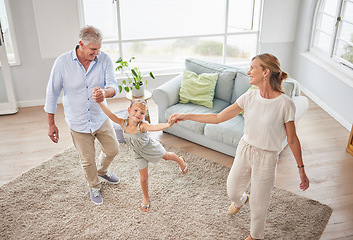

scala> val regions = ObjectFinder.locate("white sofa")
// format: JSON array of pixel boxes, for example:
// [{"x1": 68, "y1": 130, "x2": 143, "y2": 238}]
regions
[{"x1": 152, "y1": 58, "x2": 309, "y2": 157}]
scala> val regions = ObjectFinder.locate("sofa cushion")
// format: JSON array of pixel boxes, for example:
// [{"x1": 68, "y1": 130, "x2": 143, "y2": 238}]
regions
[
  {"x1": 185, "y1": 58, "x2": 236, "y2": 103},
  {"x1": 179, "y1": 70, "x2": 218, "y2": 108},
  {"x1": 204, "y1": 115, "x2": 244, "y2": 147},
  {"x1": 165, "y1": 98, "x2": 230, "y2": 134},
  {"x1": 231, "y1": 70, "x2": 252, "y2": 103}
]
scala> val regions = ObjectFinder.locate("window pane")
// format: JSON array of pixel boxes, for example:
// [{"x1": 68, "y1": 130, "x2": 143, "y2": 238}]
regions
[
  {"x1": 226, "y1": 34, "x2": 257, "y2": 64},
  {"x1": 82, "y1": 0, "x2": 118, "y2": 40},
  {"x1": 336, "y1": 39, "x2": 353, "y2": 64},
  {"x1": 120, "y1": 0, "x2": 225, "y2": 40},
  {"x1": 314, "y1": 30, "x2": 331, "y2": 53},
  {"x1": 321, "y1": 0, "x2": 338, "y2": 16},
  {"x1": 317, "y1": 13, "x2": 336, "y2": 34},
  {"x1": 81, "y1": 0, "x2": 261, "y2": 73},
  {"x1": 101, "y1": 43, "x2": 120, "y2": 64},
  {"x1": 338, "y1": 21, "x2": 353, "y2": 44},
  {"x1": 342, "y1": 1, "x2": 353, "y2": 23},
  {"x1": 311, "y1": 0, "x2": 353, "y2": 74},
  {"x1": 119, "y1": 39, "x2": 193, "y2": 71},
  {"x1": 115, "y1": 37, "x2": 228, "y2": 72},
  {"x1": 0, "y1": 0, "x2": 15, "y2": 63},
  {"x1": 228, "y1": 0, "x2": 254, "y2": 32}
]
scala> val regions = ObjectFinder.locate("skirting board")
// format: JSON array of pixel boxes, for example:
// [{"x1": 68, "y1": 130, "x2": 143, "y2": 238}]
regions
[
  {"x1": 17, "y1": 99, "x2": 48, "y2": 108},
  {"x1": 300, "y1": 85, "x2": 351, "y2": 131}
]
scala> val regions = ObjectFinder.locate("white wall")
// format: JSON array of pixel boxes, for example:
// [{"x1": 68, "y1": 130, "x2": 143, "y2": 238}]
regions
[
  {"x1": 291, "y1": 0, "x2": 353, "y2": 130},
  {"x1": 259, "y1": 0, "x2": 300, "y2": 74},
  {"x1": 259, "y1": 0, "x2": 353, "y2": 130},
  {"x1": 8, "y1": 0, "x2": 80, "y2": 107}
]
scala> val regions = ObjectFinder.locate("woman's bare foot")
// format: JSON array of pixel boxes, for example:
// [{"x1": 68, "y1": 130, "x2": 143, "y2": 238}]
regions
[
  {"x1": 140, "y1": 197, "x2": 150, "y2": 212},
  {"x1": 179, "y1": 156, "x2": 188, "y2": 175}
]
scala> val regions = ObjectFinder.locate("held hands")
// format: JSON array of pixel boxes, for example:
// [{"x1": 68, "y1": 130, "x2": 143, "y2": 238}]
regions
[
  {"x1": 93, "y1": 87, "x2": 105, "y2": 103},
  {"x1": 168, "y1": 113, "x2": 186, "y2": 124},
  {"x1": 167, "y1": 118, "x2": 176, "y2": 127}
]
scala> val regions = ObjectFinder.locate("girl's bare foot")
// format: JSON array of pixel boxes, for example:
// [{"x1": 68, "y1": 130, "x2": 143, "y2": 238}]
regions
[
  {"x1": 140, "y1": 198, "x2": 150, "y2": 212},
  {"x1": 179, "y1": 156, "x2": 188, "y2": 175}
]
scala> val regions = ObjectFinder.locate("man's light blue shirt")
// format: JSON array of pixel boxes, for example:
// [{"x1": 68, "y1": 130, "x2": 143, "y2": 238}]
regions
[{"x1": 44, "y1": 46, "x2": 118, "y2": 133}]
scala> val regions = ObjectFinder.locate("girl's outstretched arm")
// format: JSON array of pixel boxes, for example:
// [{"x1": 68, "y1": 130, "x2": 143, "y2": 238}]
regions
[
  {"x1": 97, "y1": 101, "x2": 125, "y2": 127},
  {"x1": 140, "y1": 121, "x2": 174, "y2": 132}
]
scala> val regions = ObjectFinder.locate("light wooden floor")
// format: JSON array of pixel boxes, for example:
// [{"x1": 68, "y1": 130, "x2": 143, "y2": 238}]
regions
[{"x1": 0, "y1": 97, "x2": 352, "y2": 240}]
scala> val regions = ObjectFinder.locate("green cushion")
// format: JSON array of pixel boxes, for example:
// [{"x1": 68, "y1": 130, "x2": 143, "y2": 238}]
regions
[
  {"x1": 179, "y1": 70, "x2": 218, "y2": 108},
  {"x1": 185, "y1": 58, "x2": 236, "y2": 103}
]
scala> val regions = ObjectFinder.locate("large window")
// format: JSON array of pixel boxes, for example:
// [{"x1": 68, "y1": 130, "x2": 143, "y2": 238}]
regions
[
  {"x1": 311, "y1": 0, "x2": 353, "y2": 73},
  {"x1": 79, "y1": 0, "x2": 262, "y2": 75},
  {"x1": 0, "y1": 0, "x2": 19, "y2": 65}
]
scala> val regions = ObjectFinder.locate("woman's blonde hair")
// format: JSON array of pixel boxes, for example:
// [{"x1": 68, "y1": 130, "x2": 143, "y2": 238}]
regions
[{"x1": 252, "y1": 53, "x2": 288, "y2": 93}]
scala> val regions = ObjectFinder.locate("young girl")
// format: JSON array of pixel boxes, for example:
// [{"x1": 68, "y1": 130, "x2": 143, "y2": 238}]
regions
[{"x1": 96, "y1": 93, "x2": 188, "y2": 212}]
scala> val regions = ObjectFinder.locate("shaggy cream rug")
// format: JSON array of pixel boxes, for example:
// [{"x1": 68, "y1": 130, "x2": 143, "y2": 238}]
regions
[{"x1": 0, "y1": 143, "x2": 332, "y2": 240}]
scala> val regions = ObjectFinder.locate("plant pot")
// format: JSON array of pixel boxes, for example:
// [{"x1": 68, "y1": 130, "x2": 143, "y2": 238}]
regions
[{"x1": 132, "y1": 82, "x2": 145, "y2": 98}]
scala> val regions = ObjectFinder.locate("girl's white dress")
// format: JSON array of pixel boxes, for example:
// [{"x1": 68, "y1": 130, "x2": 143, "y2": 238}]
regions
[{"x1": 123, "y1": 119, "x2": 166, "y2": 169}]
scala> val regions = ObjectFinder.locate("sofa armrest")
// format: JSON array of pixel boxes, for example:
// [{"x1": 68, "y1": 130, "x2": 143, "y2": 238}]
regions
[
  {"x1": 292, "y1": 96, "x2": 309, "y2": 122},
  {"x1": 284, "y1": 78, "x2": 301, "y2": 97},
  {"x1": 152, "y1": 74, "x2": 182, "y2": 123}
]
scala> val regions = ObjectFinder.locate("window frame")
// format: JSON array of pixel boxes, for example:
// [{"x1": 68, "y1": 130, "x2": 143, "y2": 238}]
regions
[
  {"x1": 310, "y1": 0, "x2": 353, "y2": 77},
  {"x1": 0, "y1": 0, "x2": 20, "y2": 66},
  {"x1": 77, "y1": 0, "x2": 263, "y2": 75}
]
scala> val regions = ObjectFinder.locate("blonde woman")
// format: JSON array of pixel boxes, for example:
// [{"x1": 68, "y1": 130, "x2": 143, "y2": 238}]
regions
[{"x1": 170, "y1": 53, "x2": 309, "y2": 240}]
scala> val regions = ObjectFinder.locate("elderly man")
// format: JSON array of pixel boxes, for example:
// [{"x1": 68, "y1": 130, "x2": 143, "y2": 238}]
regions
[{"x1": 44, "y1": 26, "x2": 120, "y2": 205}]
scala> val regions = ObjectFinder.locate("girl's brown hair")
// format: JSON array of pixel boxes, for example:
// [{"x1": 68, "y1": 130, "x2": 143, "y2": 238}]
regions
[{"x1": 252, "y1": 53, "x2": 288, "y2": 93}]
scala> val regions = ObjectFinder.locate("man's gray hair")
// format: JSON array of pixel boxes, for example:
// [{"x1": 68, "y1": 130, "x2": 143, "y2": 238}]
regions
[{"x1": 79, "y1": 26, "x2": 103, "y2": 45}]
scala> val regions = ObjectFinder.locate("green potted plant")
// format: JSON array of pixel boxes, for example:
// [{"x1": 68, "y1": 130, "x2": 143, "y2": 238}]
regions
[{"x1": 115, "y1": 57, "x2": 155, "y2": 97}]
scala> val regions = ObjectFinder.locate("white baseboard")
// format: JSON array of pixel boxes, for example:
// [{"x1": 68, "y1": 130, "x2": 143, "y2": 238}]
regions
[
  {"x1": 16, "y1": 97, "x2": 62, "y2": 108},
  {"x1": 17, "y1": 99, "x2": 47, "y2": 108},
  {"x1": 300, "y1": 85, "x2": 351, "y2": 131}
]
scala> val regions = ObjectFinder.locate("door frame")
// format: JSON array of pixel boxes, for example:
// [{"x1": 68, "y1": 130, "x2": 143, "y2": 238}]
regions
[{"x1": 0, "y1": 21, "x2": 17, "y2": 115}]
